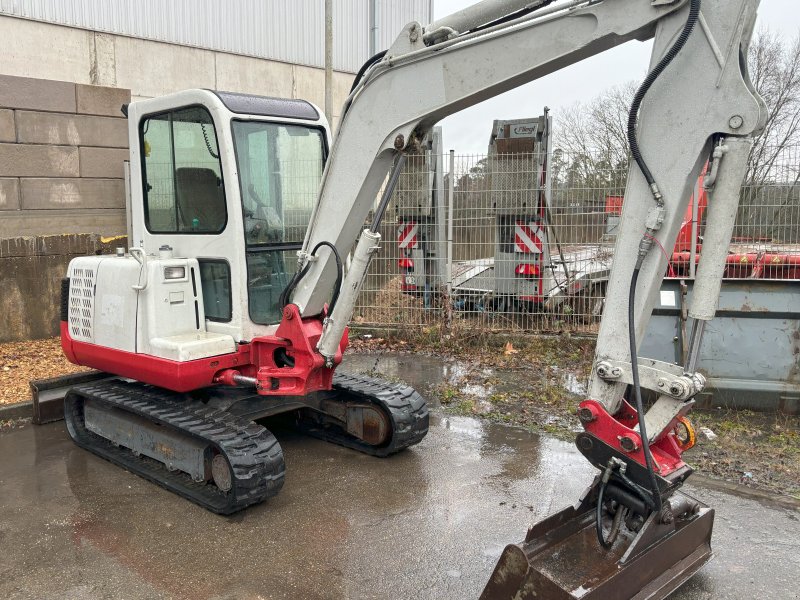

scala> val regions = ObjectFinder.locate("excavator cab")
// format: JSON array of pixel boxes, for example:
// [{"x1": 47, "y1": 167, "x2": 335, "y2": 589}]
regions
[
  {"x1": 63, "y1": 91, "x2": 332, "y2": 378},
  {"x1": 131, "y1": 90, "x2": 330, "y2": 342}
]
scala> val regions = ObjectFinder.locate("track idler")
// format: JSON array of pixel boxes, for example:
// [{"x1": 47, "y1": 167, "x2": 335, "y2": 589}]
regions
[{"x1": 296, "y1": 371, "x2": 429, "y2": 456}]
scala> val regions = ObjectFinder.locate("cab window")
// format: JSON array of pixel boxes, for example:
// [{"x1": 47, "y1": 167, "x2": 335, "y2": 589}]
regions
[
  {"x1": 232, "y1": 121, "x2": 325, "y2": 324},
  {"x1": 141, "y1": 106, "x2": 227, "y2": 234}
]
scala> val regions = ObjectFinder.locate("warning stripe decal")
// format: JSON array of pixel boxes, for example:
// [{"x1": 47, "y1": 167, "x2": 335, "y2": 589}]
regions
[
  {"x1": 398, "y1": 222, "x2": 419, "y2": 249},
  {"x1": 515, "y1": 222, "x2": 544, "y2": 253}
]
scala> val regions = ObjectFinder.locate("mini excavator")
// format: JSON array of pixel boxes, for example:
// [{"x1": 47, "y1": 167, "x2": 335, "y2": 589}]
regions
[{"x1": 58, "y1": 0, "x2": 764, "y2": 597}]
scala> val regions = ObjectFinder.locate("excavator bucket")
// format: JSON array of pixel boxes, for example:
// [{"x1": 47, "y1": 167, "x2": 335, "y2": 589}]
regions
[{"x1": 481, "y1": 491, "x2": 714, "y2": 600}]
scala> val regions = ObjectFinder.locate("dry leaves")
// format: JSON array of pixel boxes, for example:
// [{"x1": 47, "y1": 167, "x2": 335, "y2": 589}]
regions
[
  {"x1": 502, "y1": 342, "x2": 519, "y2": 355},
  {"x1": 0, "y1": 337, "x2": 89, "y2": 405}
]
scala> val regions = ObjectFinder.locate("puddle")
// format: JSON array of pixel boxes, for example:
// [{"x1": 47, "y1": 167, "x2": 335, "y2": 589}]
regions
[
  {"x1": 340, "y1": 353, "x2": 454, "y2": 396},
  {"x1": 561, "y1": 371, "x2": 588, "y2": 396},
  {"x1": 342, "y1": 352, "x2": 588, "y2": 405}
]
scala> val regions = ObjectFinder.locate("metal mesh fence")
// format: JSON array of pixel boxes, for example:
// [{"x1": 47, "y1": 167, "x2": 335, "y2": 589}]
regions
[{"x1": 352, "y1": 143, "x2": 800, "y2": 333}]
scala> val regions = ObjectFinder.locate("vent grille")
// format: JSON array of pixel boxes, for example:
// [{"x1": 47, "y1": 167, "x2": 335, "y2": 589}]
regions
[{"x1": 69, "y1": 267, "x2": 95, "y2": 342}]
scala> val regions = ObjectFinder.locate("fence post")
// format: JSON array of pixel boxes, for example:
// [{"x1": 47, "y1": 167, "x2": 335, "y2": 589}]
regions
[{"x1": 446, "y1": 149, "x2": 455, "y2": 329}]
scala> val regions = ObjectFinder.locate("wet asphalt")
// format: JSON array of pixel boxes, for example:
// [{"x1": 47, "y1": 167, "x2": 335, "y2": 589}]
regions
[{"x1": 0, "y1": 354, "x2": 798, "y2": 600}]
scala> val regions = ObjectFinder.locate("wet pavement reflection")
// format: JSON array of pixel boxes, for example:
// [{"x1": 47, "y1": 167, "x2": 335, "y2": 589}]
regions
[{"x1": 0, "y1": 354, "x2": 797, "y2": 599}]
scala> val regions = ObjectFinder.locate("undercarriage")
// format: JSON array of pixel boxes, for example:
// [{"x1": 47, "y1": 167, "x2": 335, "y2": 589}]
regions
[{"x1": 63, "y1": 372, "x2": 429, "y2": 514}]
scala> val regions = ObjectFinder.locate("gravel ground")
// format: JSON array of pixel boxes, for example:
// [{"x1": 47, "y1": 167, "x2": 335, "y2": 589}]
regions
[{"x1": 0, "y1": 337, "x2": 88, "y2": 405}]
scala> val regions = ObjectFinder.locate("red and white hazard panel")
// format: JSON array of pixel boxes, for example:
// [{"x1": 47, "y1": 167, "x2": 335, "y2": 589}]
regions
[
  {"x1": 514, "y1": 221, "x2": 544, "y2": 253},
  {"x1": 397, "y1": 222, "x2": 419, "y2": 249}
]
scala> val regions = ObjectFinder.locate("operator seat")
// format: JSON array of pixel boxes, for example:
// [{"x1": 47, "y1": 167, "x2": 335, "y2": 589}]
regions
[{"x1": 175, "y1": 167, "x2": 226, "y2": 232}]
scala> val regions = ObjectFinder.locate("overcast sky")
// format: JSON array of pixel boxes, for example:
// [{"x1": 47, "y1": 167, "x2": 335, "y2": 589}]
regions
[{"x1": 432, "y1": 0, "x2": 800, "y2": 154}]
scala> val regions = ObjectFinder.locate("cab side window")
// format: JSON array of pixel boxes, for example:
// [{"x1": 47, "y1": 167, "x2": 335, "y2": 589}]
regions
[
  {"x1": 198, "y1": 260, "x2": 232, "y2": 322},
  {"x1": 141, "y1": 106, "x2": 227, "y2": 234}
]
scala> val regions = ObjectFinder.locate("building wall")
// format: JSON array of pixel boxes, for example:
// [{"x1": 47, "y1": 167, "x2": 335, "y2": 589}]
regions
[
  {"x1": 0, "y1": 74, "x2": 131, "y2": 238},
  {"x1": 0, "y1": 74, "x2": 132, "y2": 342},
  {"x1": 0, "y1": 15, "x2": 356, "y2": 124},
  {"x1": 0, "y1": 13, "x2": 360, "y2": 239},
  {"x1": 0, "y1": 0, "x2": 432, "y2": 73},
  {"x1": 0, "y1": 234, "x2": 127, "y2": 343}
]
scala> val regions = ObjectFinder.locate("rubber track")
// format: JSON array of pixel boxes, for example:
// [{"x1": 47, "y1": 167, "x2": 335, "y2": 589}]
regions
[
  {"x1": 64, "y1": 379, "x2": 285, "y2": 515},
  {"x1": 298, "y1": 371, "x2": 429, "y2": 456}
]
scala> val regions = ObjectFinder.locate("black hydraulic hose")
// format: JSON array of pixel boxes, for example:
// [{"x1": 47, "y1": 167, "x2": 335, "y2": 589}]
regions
[
  {"x1": 615, "y1": 468, "x2": 656, "y2": 511},
  {"x1": 596, "y1": 476, "x2": 612, "y2": 548},
  {"x1": 596, "y1": 471, "x2": 625, "y2": 549},
  {"x1": 279, "y1": 264, "x2": 309, "y2": 310},
  {"x1": 622, "y1": 0, "x2": 701, "y2": 520},
  {"x1": 341, "y1": 50, "x2": 388, "y2": 124},
  {"x1": 627, "y1": 0, "x2": 701, "y2": 190},
  {"x1": 279, "y1": 241, "x2": 344, "y2": 317},
  {"x1": 629, "y1": 267, "x2": 663, "y2": 515},
  {"x1": 349, "y1": 50, "x2": 388, "y2": 93},
  {"x1": 309, "y1": 241, "x2": 344, "y2": 316}
]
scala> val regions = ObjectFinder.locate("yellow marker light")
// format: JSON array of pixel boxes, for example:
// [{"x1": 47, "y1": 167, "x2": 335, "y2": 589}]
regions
[{"x1": 674, "y1": 416, "x2": 697, "y2": 451}]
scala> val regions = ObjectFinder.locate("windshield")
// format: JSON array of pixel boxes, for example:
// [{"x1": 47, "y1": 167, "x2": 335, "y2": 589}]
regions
[
  {"x1": 233, "y1": 121, "x2": 324, "y2": 246},
  {"x1": 232, "y1": 120, "x2": 325, "y2": 324}
]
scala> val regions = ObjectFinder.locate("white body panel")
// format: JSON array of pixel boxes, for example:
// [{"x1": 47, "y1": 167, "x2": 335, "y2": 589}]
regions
[
  {"x1": 67, "y1": 253, "x2": 236, "y2": 362},
  {"x1": 68, "y1": 256, "x2": 138, "y2": 350}
]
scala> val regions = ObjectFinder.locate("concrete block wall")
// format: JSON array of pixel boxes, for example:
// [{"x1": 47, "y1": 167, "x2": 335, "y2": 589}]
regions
[
  {"x1": 0, "y1": 234, "x2": 127, "y2": 343},
  {"x1": 0, "y1": 74, "x2": 131, "y2": 238}
]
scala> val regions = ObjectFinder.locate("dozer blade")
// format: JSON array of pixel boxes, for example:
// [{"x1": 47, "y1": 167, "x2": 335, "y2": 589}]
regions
[{"x1": 481, "y1": 492, "x2": 713, "y2": 600}]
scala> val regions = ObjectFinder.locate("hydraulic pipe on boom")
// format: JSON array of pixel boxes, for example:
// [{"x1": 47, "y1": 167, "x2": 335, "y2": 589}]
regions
[{"x1": 423, "y1": 0, "x2": 555, "y2": 44}]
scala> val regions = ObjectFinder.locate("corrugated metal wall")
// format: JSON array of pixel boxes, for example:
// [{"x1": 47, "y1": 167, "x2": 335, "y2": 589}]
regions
[{"x1": 0, "y1": 0, "x2": 431, "y2": 73}]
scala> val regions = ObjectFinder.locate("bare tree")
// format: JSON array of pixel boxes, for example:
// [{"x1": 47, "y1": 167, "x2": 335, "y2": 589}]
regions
[
  {"x1": 552, "y1": 83, "x2": 634, "y2": 211},
  {"x1": 553, "y1": 30, "x2": 800, "y2": 242},
  {"x1": 555, "y1": 30, "x2": 800, "y2": 181},
  {"x1": 739, "y1": 30, "x2": 800, "y2": 243},
  {"x1": 745, "y1": 29, "x2": 800, "y2": 185},
  {"x1": 556, "y1": 82, "x2": 634, "y2": 167}
]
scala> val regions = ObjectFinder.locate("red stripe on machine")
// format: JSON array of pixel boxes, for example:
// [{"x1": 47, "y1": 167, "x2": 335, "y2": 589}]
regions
[{"x1": 515, "y1": 222, "x2": 544, "y2": 253}]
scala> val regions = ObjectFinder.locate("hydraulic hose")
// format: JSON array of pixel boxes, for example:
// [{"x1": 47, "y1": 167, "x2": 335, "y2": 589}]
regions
[
  {"x1": 310, "y1": 241, "x2": 344, "y2": 316},
  {"x1": 279, "y1": 241, "x2": 344, "y2": 317},
  {"x1": 628, "y1": 267, "x2": 662, "y2": 514},
  {"x1": 628, "y1": 0, "x2": 701, "y2": 194},
  {"x1": 596, "y1": 474, "x2": 612, "y2": 548},
  {"x1": 349, "y1": 50, "x2": 388, "y2": 93},
  {"x1": 621, "y1": 0, "x2": 701, "y2": 521},
  {"x1": 596, "y1": 466, "x2": 625, "y2": 549}
]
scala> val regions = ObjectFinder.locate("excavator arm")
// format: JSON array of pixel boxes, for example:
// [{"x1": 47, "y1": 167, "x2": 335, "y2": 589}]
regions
[
  {"x1": 291, "y1": 0, "x2": 763, "y2": 363},
  {"x1": 283, "y1": 0, "x2": 765, "y2": 597}
]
